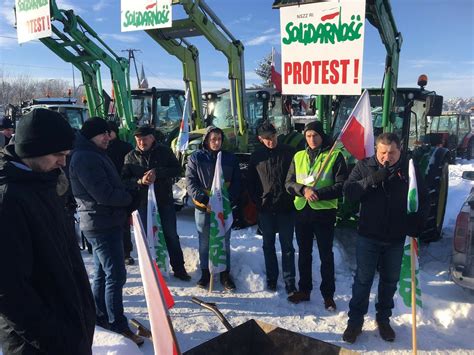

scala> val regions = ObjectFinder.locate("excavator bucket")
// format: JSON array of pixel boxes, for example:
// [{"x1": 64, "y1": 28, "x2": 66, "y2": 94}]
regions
[{"x1": 184, "y1": 319, "x2": 357, "y2": 355}]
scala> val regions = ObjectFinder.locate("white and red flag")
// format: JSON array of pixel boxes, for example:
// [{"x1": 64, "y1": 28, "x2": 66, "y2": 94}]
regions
[
  {"x1": 131, "y1": 211, "x2": 179, "y2": 355},
  {"x1": 176, "y1": 88, "x2": 191, "y2": 153},
  {"x1": 270, "y1": 47, "x2": 282, "y2": 92},
  {"x1": 339, "y1": 89, "x2": 374, "y2": 160}
]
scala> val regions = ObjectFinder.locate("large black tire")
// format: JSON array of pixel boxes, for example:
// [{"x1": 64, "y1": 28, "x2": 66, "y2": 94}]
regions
[{"x1": 419, "y1": 160, "x2": 449, "y2": 243}]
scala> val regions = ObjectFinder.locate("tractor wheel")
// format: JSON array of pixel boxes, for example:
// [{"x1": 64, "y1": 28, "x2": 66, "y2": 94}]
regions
[{"x1": 420, "y1": 160, "x2": 449, "y2": 243}]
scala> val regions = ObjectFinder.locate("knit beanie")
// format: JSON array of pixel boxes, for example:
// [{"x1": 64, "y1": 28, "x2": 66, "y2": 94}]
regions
[
  {"x1": 303, "y1": 120, "x2": 325, "y2": 137},
  {"x1": 80, "y1": 117, "x2": 110, "y2": 140},
  {"x1": 106, "y1": 120, "x2": 119, "y2": 136},
  {"x1": 14, "y1": 108, "x2": 75, "y2": 159}
]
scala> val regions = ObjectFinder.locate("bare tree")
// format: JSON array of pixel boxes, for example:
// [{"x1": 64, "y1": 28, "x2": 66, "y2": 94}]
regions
[{"x1": 255, "y1": 52, "x2": 273, "y2": 88}]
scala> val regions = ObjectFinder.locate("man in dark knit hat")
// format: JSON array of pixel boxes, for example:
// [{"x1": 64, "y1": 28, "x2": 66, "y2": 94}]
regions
[
  {"x1": 285, "y1": 120, "x2": 348, "y2": 309},
  {"x1": 122, "y1": 125, "x2": 191, "y2": 281},
  {"x1": 248, "y1": 121, "x2": 297, "y2": 294},
  {"x1": 0, "y1": 108, "x2": 96, "y2": 354},
  {"x1": 69, "y1": 117, "x2": 144, "y2": 346},
  {"x1": 106, "y1": 121, "x2": 135, "y2": 265}
]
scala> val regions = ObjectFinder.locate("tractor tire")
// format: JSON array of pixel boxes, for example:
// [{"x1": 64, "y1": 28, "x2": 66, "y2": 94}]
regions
[{"x1": 419, "y1": 160, "x2": 449, "y2": 243}]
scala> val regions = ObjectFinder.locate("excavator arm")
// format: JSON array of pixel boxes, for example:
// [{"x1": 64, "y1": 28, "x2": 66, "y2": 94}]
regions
[
  {"x1": 145, "y1": 31, "x2": 204, "y2": 129},
  {"x1": 37, "y1": 0, "x2": 135, "y2": 140}
]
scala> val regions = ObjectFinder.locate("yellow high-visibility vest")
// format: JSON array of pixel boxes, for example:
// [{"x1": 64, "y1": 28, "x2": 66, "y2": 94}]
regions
[{"x1": 293, "y1": 149, "x2": 340, "y2": 210}]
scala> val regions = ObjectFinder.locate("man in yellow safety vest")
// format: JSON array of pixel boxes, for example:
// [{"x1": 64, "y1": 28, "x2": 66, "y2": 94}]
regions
[{"x1": 285, "y1": 121, "x2": 347, "y2": 310}]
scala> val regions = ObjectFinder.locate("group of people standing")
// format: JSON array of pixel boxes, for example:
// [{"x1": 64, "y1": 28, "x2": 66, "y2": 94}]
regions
[{"x1": 0, "y1": 107, "x2": 428, "y2": 354}]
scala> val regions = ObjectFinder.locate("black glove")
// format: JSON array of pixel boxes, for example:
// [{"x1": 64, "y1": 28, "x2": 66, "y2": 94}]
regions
[
  {"x1": 126, "y1": 188, "x2": 142, "y2": 215},
  {"x1": 195, "y1": 193, "x2": 209, "y2": 206},
  {"x1": 406, "y1": 213, "x2": 422, "y2": 236},
  {"x1": 368, "y1": 166, "x2": 389, "y2": 185}
]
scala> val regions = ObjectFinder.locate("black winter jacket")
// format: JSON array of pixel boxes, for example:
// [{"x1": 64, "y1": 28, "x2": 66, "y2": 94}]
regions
[
  {"x1": 106, "y1": 138, "x2": 133, "y2": 173},
  {"x1": 343, "y1": 156, "x2": 429, "y2": 242},
  {"x1": 69, "y1": 132, "x2": 132, "y2": 232},
  {"x1": 122, "y1": 143, "x2": 181, "y2": 207},
  {"x1": 0, "y1": 145, "x2": 95, "y2": 355},
  {"x1": 248, "y1": 144, "x2": 295, "y2": 213}
]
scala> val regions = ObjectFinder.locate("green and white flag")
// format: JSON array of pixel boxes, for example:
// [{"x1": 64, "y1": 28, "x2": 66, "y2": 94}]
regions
[
  {"x1": 208, "y1": 152, "x2": 233, "y2": 274},
  {"x1": 147, "y1": 185, "x2": 170, "y2": 274},
  {"x1": 397, "y1": 159, "x2": 422, "y2": 312}
]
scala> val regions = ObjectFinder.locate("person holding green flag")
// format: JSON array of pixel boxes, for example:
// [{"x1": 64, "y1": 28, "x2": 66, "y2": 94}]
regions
[
  {"x1": 342, "y1": 133, "x2": 429, "y2": 344},
  {"x1": 185, "y1": 126, "x2": 241, "y2": 291}
]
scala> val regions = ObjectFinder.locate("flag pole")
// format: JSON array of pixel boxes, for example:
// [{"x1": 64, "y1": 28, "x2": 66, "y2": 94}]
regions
[
  {"x1": 410, "y1": 237, "x2": 418, "y2": 355},
  {"x1": 312, "y1": 90, "x2": 368, "y2": 186},
  {"x1": 209, "y1": 273, "x2": 214, "y2": 293}
]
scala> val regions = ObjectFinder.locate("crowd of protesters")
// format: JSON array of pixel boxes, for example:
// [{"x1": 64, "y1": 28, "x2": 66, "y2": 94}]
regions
[{"x1": 0, "y1": 108, "x2": 429, "y2": 354}]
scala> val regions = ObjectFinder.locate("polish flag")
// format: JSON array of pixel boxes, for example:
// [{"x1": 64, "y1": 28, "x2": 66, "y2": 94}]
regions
[
  {"x1": 339, "y1": 90, "x2": 375, "y2": 160},
  {"x1": 131, "y1": 212, "x2": 179, "y2": 355},
  {"x1": 271, "y1": 47, "x2": 282, "y2": 92}
]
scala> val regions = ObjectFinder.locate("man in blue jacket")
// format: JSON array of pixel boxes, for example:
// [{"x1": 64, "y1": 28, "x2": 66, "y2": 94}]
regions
[
  {"x1": 185, "y1": 126, "x2": 241, "y2": 290},
  {"x1": 69, "y1": 117, "x2": 143, "y2": 346}
]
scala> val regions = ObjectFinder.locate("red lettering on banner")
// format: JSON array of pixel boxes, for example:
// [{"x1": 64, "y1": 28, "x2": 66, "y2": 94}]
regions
[
  {"x1": 26, "y1": 16, "x2": 48, "y2": 34},
  {"x1": 283, "y1": 59, "x2": 355, "y2": 86}
]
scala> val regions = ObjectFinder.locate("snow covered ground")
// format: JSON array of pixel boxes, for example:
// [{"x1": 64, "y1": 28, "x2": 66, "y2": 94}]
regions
[{"x1": 50, "y1": 161, "x2": 474, "y2": 354}]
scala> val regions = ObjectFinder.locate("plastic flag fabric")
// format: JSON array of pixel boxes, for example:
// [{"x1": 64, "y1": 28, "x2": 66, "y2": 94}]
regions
[
  {"x1": 131, "y1": 212, "x2": 178, "y2": 354},
  {"x1": 339, "y1": 89, "x2": 375, "y2": 160},
  {"x1": 271, "y1": 47, "x2": 282, "y2": 92},
  {"x1": 146, "y1": 185, "x2": 170, "y2": 274},
  {"x1": 397, "y1": 159, "x2": 422, "y2": 311},
  {"x1": 176, "y1": 88, "x2": 190, "y2": 152},
  {"x1": 208, "y1": 152, "x2": 233, "y2": 274}
]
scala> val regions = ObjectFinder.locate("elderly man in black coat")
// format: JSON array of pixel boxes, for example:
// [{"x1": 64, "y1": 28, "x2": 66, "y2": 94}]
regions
[{"x1": 0, "y1": 108, "x2": 95, "y2": 354}]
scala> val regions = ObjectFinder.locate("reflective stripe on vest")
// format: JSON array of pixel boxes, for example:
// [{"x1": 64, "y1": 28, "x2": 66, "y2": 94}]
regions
[{"x1": 293, "y1": 149, "x2": 339, "y2": 210}]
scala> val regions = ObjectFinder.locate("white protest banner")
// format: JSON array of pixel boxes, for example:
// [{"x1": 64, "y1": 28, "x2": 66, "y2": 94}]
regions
[
  {"x1": 121, "y1": 0, "x2": 172, "y2": 32},
  {"x1": 279, "y1": 0, "x2": 366, "y2": 95},
  {"x1": 15, "y1": 0, "x2": 52, "y2": 44}
]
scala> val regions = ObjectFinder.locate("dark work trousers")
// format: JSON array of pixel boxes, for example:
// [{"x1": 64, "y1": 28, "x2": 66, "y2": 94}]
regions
[
  {"x1": 294, "y1": 205, "x2": 336, "y2": 299},
  {"x1": 123, "y1": 215, "x2": 133, "y2": 257}
]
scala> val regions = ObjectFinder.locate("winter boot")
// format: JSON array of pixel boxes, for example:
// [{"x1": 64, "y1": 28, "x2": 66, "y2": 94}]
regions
[
  {"x1": 174, "y1": 269, "x2": 191, "y2": 281},
  {"x1": 324, "y1": 297, "x2": 337, "y2": 311},
  {"x1": 220, "y1": 271, "x2": 236, "y2": 291},
  {"x1": 342, "y1": 324, "x2": 362, "y2": 344},
  {"x1": 196, "y1": 269, "x2": 210, "y2": 289},
  {"x1": 377, "y1": 321, "x2": 395, "y2": 342},
  {"x1": 287, "y1": 290, "x2": 310, "y2": 304}
]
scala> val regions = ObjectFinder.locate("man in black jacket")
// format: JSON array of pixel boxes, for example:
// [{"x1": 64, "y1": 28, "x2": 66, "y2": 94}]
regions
[
  {"x1": 285, "y1": 121, "x2": 347, "y2": 309},
  {"x1": 70, "y1": 117, "x2": 143, "y2": 346},
  {"x1": 122, "y1": 125, "x2": 190, "y2": 281},
  {"x1": 342, "y1": 133, "x2": 429, "y2": 344},
  {"x1": 0, "y1": 108, "x2": 95, "y2": 354},
  {"x1": 106, "y1": 121, "x2": 135, "y2": 265},
  {"x1": 248, "y1": 122, "x2": 296, "y2": 293}
]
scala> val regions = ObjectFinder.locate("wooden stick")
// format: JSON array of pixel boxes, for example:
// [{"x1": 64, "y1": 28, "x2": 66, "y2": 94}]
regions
[
  {"x1": 209, "y1": 273, "x2": 214, "y2": 293},
  {"x1": 312, "y1": 139, "x2": 341, "y2": 186},
  {"x1": 410, "y1": 238, "x2": 418, "y2": 355}
]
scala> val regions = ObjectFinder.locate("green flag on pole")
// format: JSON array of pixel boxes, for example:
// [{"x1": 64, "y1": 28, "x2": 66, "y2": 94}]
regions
[
  {"x1": 397, "y1": 159, "x2": 422, "y2": 311},
  {"x1": 147, "y1": 185, "x2": 170, "y2": 273},
  {"x1": 208, "y1": 151, "x2": 233, "y2": 274}
]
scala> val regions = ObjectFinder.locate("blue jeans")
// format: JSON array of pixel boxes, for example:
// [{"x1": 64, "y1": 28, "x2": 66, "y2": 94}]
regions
[
  {"x1": 195, "y1": 209, "x2": 231, "y2": 271},
  {"x1": 138, "y1": 204, "x2": 186, "y2": 273},
  {"x1": 259, "y1": 211, "x2": 296, "y2": 288},
  {"x1": 348, "y1": 236, "x2": 405, "y2": 327},
  {"x1": 83, "y1": 227, "x2": 127, "y2": 332}
]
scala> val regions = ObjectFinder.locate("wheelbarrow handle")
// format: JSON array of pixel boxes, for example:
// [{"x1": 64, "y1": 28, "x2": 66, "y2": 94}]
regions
[{"x1": 191, "y1": 297, "x2": 233, "y2": 331}]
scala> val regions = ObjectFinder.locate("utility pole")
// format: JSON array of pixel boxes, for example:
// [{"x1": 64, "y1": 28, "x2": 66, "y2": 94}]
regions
[{"x1": 122, "y1": 49, "x2": 141, "y2": 88}]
